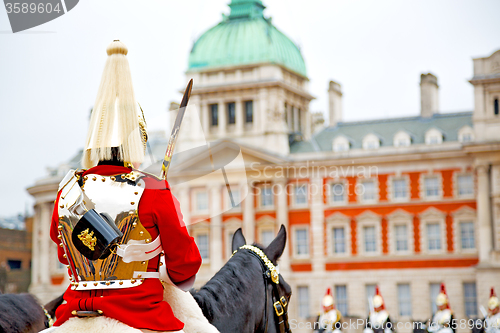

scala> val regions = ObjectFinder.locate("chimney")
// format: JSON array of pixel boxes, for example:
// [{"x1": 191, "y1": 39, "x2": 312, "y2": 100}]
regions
[
  {"x1": 328, "y1": 80, "x2": 343, "y2": 127},
  {"x1": 420, "y1": 73, "x2": 439, "y2": 118}
]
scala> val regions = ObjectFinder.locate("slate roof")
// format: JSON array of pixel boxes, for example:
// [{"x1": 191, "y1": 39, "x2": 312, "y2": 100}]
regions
[{"x1": 290, "y1": 112, "x2": 473, "y2": 153}]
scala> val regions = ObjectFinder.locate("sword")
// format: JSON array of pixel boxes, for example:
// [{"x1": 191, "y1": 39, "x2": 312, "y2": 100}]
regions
[{"x1": 160, "y1": 79, "x2": 193, "y2": 180}]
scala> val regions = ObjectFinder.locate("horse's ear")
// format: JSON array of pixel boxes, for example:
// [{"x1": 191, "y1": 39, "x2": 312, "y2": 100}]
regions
[
  {"x1": 265, "y1": 225, "x2": 287, "y2": 264},
  {"x1": 232, "y1": 228, "x2": 246, "y2": 252}
]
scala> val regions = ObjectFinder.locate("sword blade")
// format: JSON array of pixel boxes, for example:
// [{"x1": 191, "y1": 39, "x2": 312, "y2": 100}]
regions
[{"x1": 160, "y1": 79, "x2": 193, "y2": 180}]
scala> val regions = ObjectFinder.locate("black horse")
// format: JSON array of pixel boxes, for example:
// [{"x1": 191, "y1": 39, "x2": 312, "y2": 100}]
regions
[
  {"x1": 412, "y1": 320, "x2": 428, "y2": 333},
  {"x1": 191, "y1": 225, "x2": 292, "y2": 333},
  {"x1": 470, "y1": 318, "x2": 484, "y2": 333},
  {"x1": 0, "y1": 292, "x2": 63, "y2": 333}
]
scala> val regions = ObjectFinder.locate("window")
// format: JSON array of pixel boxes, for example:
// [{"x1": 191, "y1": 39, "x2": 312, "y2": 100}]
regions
[
  {"x1": 210, "y1": 104, "x2": 218, "y2": 126},
  {"x1": 333, "y1": 227, "x2": 346, "y2": 254},
  {"x1": 427, "y1": 223, "x2": 441, "y2": 251},
  {"x1": 430, "y1": 283, "x2": 441, "y2": 313},
  {"x1": 393, "y1": 179, "x2": 408, "y2": 200},
  {"x1": 393, "y1": 131, "x2": 411, "y2": 147},
  {"x1": 464, "y1": 283, "x2": 477, "y2": 317},
  {"x1": 333, "y1": 136, "x2": 350, "y2": 152},
  {"x1": 460, "y1": 222, "x2": 475, "y2": 249},
  {"x1": 366, "y1": 284, "x2": 376, "y2": 311},
  {"x1": 7, "y1": 260, "x2": 21, "y2": 270},
  {"x1": 425, "y1": 129, "x2": 443, "y2": 145},
  {"x1": 362, "y1": 134, "x2": 380, "y2": 150},
  {"x1": 197, "y1": 234, "x2": 209, "y2": 260},
  {"x1": 495, "y1": 98, "x2": 499, "y2": 116},
  {"x1": 364, "y1": 226, "x2": 377, "y2": 253},
  {"x1": 227, "y1": 102, "x2": 236, "y2": 124},
  {"x1": 294, "y1": 184, "x2": 308, "y2": 206},
  {"x1": 457, "y1": 175, "x2": 473, "y2": 196},
  {"x1": 245, "y1": 101, "x2": 253, "y2": 123},
  {"x1": 195, "y1": 191, "x2": 208, "y2": 212},
  {"x1": 227, "y1": 188, "x2": 241, "y2": 209},
  {"x1": 395, "y1": 225, "x2": 408, "y2": 251},
  {"x1": 295, "y1": 228, "x2": 309, "y2": 256},
  {"x1": 260, "y1": 187, "x2": 274, "y2": 207},
  {"x1": 335, "y1": 285, "x2": 348, "y2": 315},
  {"x1": 398, "y1": 284, "x2": 412, "y2": 317},
  {"x1": 361, "y1": 180, "x2": 376, "y2": 202},
  {"x1": 331, "y1": 183, "x2": 345, "y2": 203},
  {"x1": 425, "y1": 176, "x2": 440, "y2": 197},
  {"x1": 298, "y1": 286, "x2": 310, "y2": 318},
  {"x1": 261, "y1": 230, "x2": 274, "y2": 247},
  {"x1": 458, "y1": 126, "x2": 474, "y2": 143}
]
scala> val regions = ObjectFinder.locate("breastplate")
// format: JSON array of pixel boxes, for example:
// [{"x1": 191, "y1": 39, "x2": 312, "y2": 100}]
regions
[{"x1": 57, "y1": 170, "x2": 153, "y2": 291}]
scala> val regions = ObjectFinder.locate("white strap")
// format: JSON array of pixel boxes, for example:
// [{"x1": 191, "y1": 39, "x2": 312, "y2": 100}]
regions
[
  {"x1": 117, "y1": 236, "x2": 163, "y2": 263},
  {"x1": 133, "y1": 271, "x2": 160, "y2": 279}
]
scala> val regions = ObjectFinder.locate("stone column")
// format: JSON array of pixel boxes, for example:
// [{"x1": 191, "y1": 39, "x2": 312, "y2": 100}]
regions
[
  {"x1": 476, "y1": 164, "x2": 492, "y2": 263},
  {"x1": 209, "y1": 183, "x2": 223, "y2": 273},
  {"x1": 243, "y1": 180, "x2": 255, "y2": 244},
  {"x1": 310, "y1": 176, "x2": 325, "y2": 272},
  {"x1": 201, "y1": 103, "x2": 209, "y2": 139},
  {"x1": 40, "y1": 202, "x2": 51, "y2": 285},
  {"x1": 235, "y1": 99, "x2": 244, "y2": 136},
  {"x1": 218, "y1": 100, "x2": 226, "y2": 137},
  {"x1": 31, "y1": 205, "x2": 41, "y2": 286},
  {"x1": 275, "y1": 178, "x2": 290, "y2": 272},
  {"x1": 293, "y1": 107, "x2": 299, "y2": 132}
]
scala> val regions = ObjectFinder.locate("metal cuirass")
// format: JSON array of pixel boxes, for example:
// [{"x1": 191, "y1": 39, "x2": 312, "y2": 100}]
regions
[{"x1": 57, "y1": 170, "x2": 155, "y2": 291}]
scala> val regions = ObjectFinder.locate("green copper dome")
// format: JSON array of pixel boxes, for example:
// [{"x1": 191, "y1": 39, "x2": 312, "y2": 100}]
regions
[{"x1": 188, "y1": 0, "x2": 307, "y2": 77}]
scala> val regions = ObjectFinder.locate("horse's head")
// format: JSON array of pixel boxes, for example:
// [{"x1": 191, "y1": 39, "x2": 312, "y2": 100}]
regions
[
  {"x1": 411, "y1": 320, "x2": 428, "y2": 333},
  {"x1": 232, "y1": 225, "x2": 292, "y2": 333}
]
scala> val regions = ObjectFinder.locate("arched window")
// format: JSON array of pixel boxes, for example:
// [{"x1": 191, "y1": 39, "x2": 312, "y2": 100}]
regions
[{"x1": 495, "y1": 98, "x2": 499, "y2": 116}]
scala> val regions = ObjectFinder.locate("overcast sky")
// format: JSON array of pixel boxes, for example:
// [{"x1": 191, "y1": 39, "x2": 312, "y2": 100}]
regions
[{"x1": 0, "y1": 0, "x2": 499, "y2": 217}]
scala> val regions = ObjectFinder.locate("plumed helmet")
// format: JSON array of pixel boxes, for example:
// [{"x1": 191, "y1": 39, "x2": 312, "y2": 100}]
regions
[
  {"x1": 82, "y1": 40, "x2": 147, "y2": 169},
  {"x1": 489, "y1": 287, "x2": 499, "y2": 310},
  {"x1": 436, "y1": 283, "x2": 449, "y2": 307},
  {"x1": 322, "y1": 287, "x2": 335, "y2": 309},
  {"x1": 373, "y1": 285, "x2": 385, "y2": 309}
]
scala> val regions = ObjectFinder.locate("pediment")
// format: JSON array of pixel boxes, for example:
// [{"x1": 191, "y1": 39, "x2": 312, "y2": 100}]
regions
[
  {"x1": 419, "y1": 207, "x2": 446, "y2": 219},
  {"x1": 387, "y1": 208, "x2": 413, "y2": 220},
  {"x1": 451, "y1": 205, "x2": 476, "y2": 218},
  {"x1": 356, "y1": 210, "x2": 381, "y2": 222},
  {"x1": 325, "y1": 211, "x2": 350, "y2": 223}
]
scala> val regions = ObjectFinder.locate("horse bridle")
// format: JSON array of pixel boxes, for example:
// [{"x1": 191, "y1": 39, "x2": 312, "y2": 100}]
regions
[{"x1": 233, "y1": 245, "x2": 292, "y2": 333}]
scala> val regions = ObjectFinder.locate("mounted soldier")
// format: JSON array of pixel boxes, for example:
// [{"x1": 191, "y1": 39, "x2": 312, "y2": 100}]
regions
[
  {"x1": 49, "y1": 40, "x2": 202, "y2": 332},
  {"x1": 428, "y1": 283, "x2": 455, "y2": 333},
  {"x1": 484, "y1": 288, "x2": 500, "y2": 333},
  {"x1": 315, "y1": 287, "x2": 342, "y2": 333},
  {"x1": 364, "y1": 286, "x2": 394, "y2": 333}
]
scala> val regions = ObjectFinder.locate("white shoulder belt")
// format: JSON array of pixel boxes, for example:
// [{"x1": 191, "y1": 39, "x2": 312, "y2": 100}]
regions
[{"x1": 116, "y1": 236, "x2": 163, "y2": 263}]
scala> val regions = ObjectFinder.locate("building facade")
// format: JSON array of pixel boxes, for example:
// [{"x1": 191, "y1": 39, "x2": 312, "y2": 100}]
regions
[{"x1": 27, "y1": 1, "x2": 500, "y2": 332}]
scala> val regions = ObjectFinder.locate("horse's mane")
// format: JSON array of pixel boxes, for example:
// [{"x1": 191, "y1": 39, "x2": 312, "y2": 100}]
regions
[
  {"x1": 0, "y1": 293, "x2": 45, "y2": 332},
  {"x1": 190, "y1": 243, "x2": 264, "y2": 322}
]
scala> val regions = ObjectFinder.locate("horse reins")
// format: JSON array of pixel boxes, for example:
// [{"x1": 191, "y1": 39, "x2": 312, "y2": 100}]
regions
[{"x1": 233, "y1": 245, "x2": 291, "y2": 333}]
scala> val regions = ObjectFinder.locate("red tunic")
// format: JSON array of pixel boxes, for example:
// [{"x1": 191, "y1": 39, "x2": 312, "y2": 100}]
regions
[{"x1": 50, "y1": 165, "x2": 202, "y2": 331}]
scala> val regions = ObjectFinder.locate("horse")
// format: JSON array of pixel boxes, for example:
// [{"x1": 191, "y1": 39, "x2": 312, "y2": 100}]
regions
[
  {"x1": 41, "y1": 225, "x2": 292, "y2": 333},
  {"x1": 191, "y1": 225, "x2": 292, "y2": 333},
  {"x1": 0, "y1": 292, "x2": 63, "y2": 333},
  {"x1": 412, "y1": 320, "x2": 428, "y2": 333},
  {"x1": 470, "y1": 318, "x2": 484, "y2": 333}
]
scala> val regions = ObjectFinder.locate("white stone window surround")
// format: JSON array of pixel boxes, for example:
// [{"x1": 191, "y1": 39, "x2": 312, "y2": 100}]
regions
[
  {"x1": 388, "y1": 174, "x2": 411, "y2": 203},
  {"x1": 292, "y1": 225, "x2": 310, "y2": 259},
  {"x1": 387, "y1": 209, "x2": 414, "y2": 255},
  {"x1": 291, "y1": 182, "x2": 309, "y2": 208},
  {"x1": 328, "y1": 179, "x2": 348, "y2": 206},
  {"x1": 452, "y1": 206, "x2": 478, "y2": 254},
  {"x1": 362, "y1": 133, "x2": 381, "y2": 150},
  {"x1": 190, "y1": 221, "x2": 211, "y2": 263},
  {"x1": 191, "y1": 187, "x2": 209, "y2": 215},
  {"x1": 419, "y1": 208, "x2": 446, "y2": 254},
  {"x1": 393, "y1": 130, "x2": 412, "y2": 147},
  {"x1": 357, "y1": 178, "x2": 379, "y2": 204},
  {"x1": 425, "y1": 128, "x2": 444, "y2": 145},
  {"x1": 420, "y1": 173, "x2": 443, "y2": 201},
  {"x1": 458, "y1": 125, "x2": 475, "y2": 143},
  {"x1": 325, "y1": 212, "x2": 351, "y2": 257},
  {"x1": 356, "y1": 211, "x2": 382, "y2": 256},
  {"x1": 332, "y1": 135, "x2": 351, "y2": 152},
  {"x1": 256, "y1": 215, "x2": 276, "y2": 247},
  {"x1": 454, "y1": 172, "x2": 475, "y2": 199}
]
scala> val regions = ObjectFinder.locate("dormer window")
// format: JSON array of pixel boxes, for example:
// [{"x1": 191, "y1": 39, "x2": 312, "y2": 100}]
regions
[
  {"x1": 458, "y1": 126, "x2": 474, "y2": 143},
  {"x1": 332, "y1": 136, "x2": 350, "y2": 152},
  {"x1": 362, "y1": 134, "x2": 380, "y2": 150},
  {"x1": 495, "y1": 98, "x2": 499, "y2": 116},
  {"x1": 393, "y1": 131, "x2": 411, "y2": 147},
  {"x1": 425, "y1": 128, "x2": 443, "y2": 145}
]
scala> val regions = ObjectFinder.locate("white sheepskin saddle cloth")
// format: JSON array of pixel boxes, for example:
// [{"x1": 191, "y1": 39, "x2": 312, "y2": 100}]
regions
[{"x1": 46, "y1": 284, "x2": 219, "y2": 333}]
